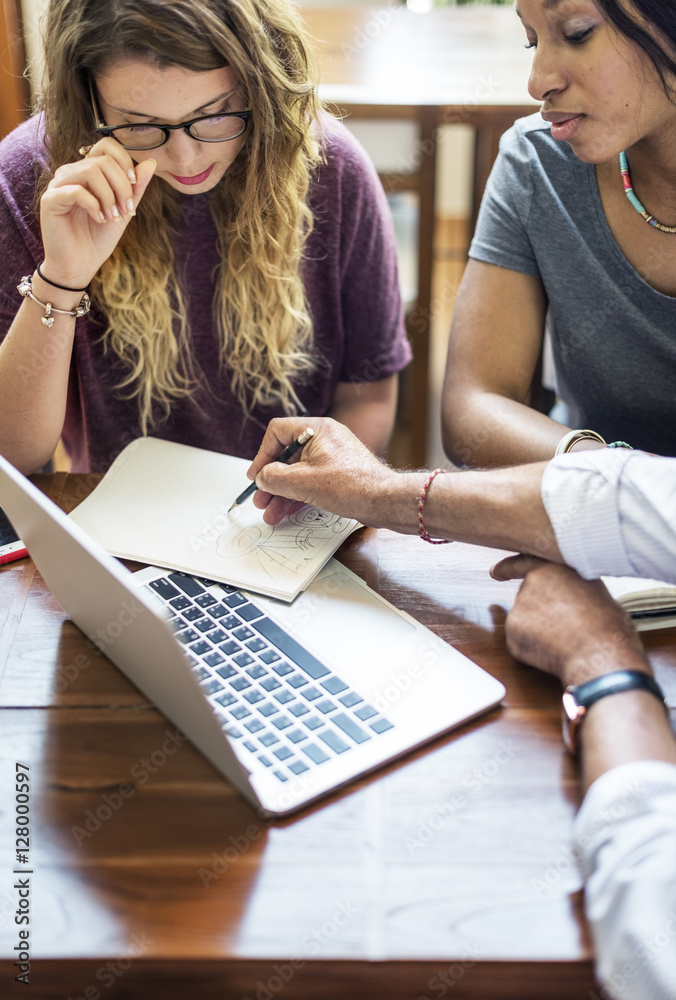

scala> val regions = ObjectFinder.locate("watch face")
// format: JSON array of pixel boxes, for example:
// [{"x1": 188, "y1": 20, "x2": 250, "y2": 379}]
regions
[
  {"x1": 562, "y1": 690, "x2": 585, "y2": 755},
  {"x1": 562, "y1": 690, "x2": 582, "y2": 723}
]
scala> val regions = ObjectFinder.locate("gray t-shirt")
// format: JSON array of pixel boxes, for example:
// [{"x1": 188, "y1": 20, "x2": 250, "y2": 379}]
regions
[{"x1": 469, "y1": 112, "x2": 676, "y2": 457}]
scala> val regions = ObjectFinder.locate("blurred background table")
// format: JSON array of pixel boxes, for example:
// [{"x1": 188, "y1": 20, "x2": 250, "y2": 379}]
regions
[
  {"x1": 301, "y1": 5, "x2": 538, "y2": 467},
  {"x1": 2, "y1": 472, "x2": 675, "y2": 998}
]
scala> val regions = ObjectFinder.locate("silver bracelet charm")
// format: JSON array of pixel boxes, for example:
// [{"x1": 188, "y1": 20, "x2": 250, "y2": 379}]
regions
[{"x1": 17, "y1": 273, "x2": 91, "y2": 328}]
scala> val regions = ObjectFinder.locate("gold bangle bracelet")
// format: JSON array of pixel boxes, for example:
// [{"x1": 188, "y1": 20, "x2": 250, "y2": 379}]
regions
[{"x1": 554, "y1": 429, "x2": 606, "y2": 456}]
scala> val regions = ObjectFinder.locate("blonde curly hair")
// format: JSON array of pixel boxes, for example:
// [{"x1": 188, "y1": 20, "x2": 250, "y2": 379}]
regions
[{"x1": 39, "y1": 0, "x2": 324, "y2": 432}]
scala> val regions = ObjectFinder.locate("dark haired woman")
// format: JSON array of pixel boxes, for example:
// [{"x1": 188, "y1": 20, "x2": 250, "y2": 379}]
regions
[
  {"x1": 0, "y1": 0, "x2": 410, "y2": 474},
  {"x1": 442, "y1": 0, "x2": 676, "y2": 466}
]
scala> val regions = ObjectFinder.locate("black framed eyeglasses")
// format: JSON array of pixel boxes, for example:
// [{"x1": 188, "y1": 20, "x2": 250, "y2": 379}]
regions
[{"x1": 88, "y1": 79, "x2": 252, "y2": 151}]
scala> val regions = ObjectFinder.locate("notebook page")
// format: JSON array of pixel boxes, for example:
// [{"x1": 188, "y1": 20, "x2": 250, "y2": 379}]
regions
[
  {"x1": 602, "y1": 575, "x2": 676, "y2": 631},
  {"x1": 603, "y1": 576, "x2": 676, "y2": 609},
  {"x1": 68, "y1": 437, "x2": 360, "y2": 601}
]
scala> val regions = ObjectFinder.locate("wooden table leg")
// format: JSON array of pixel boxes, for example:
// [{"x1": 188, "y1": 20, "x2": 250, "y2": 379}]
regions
[{"x1": 395, "y1": 104, "x2": 438, "y2": 470}]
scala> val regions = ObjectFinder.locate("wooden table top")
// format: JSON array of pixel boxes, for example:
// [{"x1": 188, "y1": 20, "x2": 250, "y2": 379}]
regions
[
  {"x1": 301, "y1": 5, "x2": 537, "y2": 115},
  {"x1": 2, "y1": 473, "x2": 675, "y2": 999}
]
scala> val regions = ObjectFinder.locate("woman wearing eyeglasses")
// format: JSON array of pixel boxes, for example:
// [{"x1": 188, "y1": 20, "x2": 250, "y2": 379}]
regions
[{"x1": 0, "y1": 0, "x2": 410, "y2": 475}]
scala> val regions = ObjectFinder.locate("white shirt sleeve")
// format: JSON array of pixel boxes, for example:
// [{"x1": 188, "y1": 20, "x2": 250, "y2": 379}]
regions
[
  {"x1": 541, "y1": 450, "x2": 676, "y2": 582},
  {"x1": 574, "y1": 761, "x2": 676, "y2": 1000}
]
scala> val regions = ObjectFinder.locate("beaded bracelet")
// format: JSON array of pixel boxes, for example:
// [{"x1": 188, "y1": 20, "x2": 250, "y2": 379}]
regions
[
  {"x1": 607, "y1": 441, "x2": 633, "y2": 450},
  {"x1": 417, "y1": 468, "x2": 451, "y2": 544},
  {"x1": 17, "y1": 274, "x2": 91, "y2": 328}
]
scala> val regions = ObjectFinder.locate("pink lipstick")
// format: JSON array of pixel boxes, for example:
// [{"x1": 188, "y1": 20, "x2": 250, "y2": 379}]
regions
[{"x1": 169, "y1": 163, "x2": 215, "y2": 186}]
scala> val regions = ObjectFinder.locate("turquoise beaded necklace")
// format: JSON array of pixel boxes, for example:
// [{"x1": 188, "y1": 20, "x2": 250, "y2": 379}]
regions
[{"x1": 619, "y1": 150, "x2": 676, "y2": 234}]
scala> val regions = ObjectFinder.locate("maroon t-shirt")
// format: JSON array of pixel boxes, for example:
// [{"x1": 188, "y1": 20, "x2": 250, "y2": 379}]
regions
[{"x1": 0, "y1": 115, "x2": 411, "y2": 471}]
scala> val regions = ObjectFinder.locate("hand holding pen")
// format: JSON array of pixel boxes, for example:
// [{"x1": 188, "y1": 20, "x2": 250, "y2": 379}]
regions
[
  {"x1": 247, "y1": 416, "x2": 396, "y2": 527},
  {"x1": 228, "y1": 427, "x2": 315, "y2": 512}
]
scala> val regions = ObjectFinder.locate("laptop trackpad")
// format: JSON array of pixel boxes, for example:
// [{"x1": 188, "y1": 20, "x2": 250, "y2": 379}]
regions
[{"x1": 278, "y1": 567, "x2": 415, "y2": 661}]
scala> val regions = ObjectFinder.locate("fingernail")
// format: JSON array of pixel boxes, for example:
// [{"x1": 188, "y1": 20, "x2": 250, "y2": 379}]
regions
[
  {"x1": 148, "y1": 158, "x2": 157, "y2": 169},
  {"x1": 126, "y1": 199, "x2": 136, "y2": 216},
  {"x1": 111, "y1": 205, "x2": 120, "y2": 219},
  {"x1": 127, "y1": 169, "x2": 137, "y2": 183},
  {"x1": 99, "y1": 211, "x2": 106, "y2": 223}
]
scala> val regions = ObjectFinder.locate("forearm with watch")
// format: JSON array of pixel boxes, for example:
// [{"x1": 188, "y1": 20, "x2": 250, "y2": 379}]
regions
[
  {"x1": 562, "y1": 651, "x2": 676, "y2": 793},
  {"x1": 569, "y1": 646, "x2": 676, "y2": 1000}
]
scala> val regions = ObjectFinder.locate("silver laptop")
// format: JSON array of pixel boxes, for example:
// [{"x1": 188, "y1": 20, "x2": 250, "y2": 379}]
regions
[{"x1": 0, "y1": 453, "x2": 505, "y2": 817}]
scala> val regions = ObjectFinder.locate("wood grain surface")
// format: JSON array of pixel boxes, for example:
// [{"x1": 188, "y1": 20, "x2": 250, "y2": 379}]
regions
[{"x1": 1, "y1": 473, "x2": 674, "y2": 999}]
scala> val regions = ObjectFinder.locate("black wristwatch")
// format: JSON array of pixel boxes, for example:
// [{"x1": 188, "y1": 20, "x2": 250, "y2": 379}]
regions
[{"x1": 562, "y1": 670, "x2": 668, "y2": 755}]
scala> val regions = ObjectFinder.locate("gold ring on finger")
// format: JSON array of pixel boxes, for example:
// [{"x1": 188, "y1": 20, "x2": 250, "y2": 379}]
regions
[{"x1": 78, "y1": 144, "x2": 94, "y2": 158}]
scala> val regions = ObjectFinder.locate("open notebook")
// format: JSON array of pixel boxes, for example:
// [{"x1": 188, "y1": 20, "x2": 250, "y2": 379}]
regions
[
  {"x1": 603, "y1": 576, "x2": 676, "y2": 631},
  {"x1": 68, "y1": 437, "x2": 360, "y2": 602}
]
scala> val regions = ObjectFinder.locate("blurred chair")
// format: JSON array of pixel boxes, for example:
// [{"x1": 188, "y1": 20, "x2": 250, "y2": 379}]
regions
[
  {"x1": 0, "y1": 0, "x2": 30, "y2": 139},
  {"x1": 341, "y1": 112, "x2": 439, "y2": 469}
]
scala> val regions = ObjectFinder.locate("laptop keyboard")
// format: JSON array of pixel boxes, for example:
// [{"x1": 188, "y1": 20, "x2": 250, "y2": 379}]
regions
[{"x1": 145, "y1": 571, "x2": 394, "y2": 784}]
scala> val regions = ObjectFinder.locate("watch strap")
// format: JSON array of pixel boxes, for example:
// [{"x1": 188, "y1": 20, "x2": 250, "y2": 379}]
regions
[
  {"x1": 563, "y1": 670, "x2": 667, "y2": 755},
  {"x1": 570, "y1": 670, "x2": 665, "y2": 711}
]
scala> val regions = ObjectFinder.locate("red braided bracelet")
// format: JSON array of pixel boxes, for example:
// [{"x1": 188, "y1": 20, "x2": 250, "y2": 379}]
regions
[{"x1": 417, "y1": 468, "x2": 451, "y2": 544}]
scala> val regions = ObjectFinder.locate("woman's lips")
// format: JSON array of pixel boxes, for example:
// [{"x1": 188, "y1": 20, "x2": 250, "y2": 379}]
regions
[
  {"x1": 546, "y1": 115, "x2": 584, "y2": 143},
  {"x1": 169, "y1": 163, "x2": 215, "y2": 186}
]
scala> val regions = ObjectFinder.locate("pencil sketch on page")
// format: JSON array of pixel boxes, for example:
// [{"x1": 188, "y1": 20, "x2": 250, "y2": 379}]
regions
[{"x1": 215, "y1": 508, "x2": 350, "y2": 582}]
